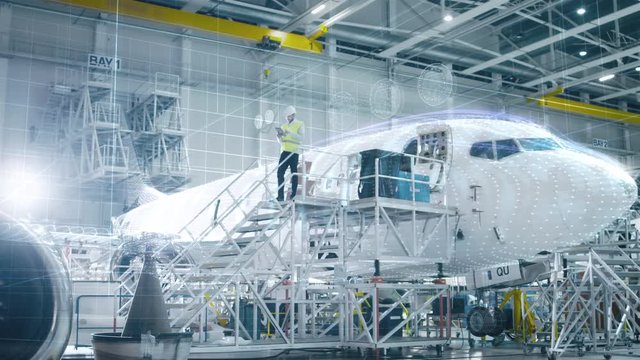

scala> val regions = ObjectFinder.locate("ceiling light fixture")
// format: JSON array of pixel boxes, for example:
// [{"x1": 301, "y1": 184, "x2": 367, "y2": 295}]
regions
[
  {"x1": 598, "y1": 74, "x2": 615, "y2": 82},
  {"x1": 576, "y1": 7, "x2": 586, "y2": 15},
  {"x1": 636, "y1": 66, "x2": 640, "y2": 72},
  {"x1": 579, "y1": 50, "x2": 587, "y2": 56},
  {"x1": 443, "y1": 14, "x2": 453, "y2": 22},
  {"x1": 311, "y1": 4, "x2": 326, "y2": 14}
]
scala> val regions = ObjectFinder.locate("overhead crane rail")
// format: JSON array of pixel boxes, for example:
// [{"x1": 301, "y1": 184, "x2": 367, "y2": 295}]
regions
[{"x1": 55, "y1": 0, "x2": 324, "y2": 54}]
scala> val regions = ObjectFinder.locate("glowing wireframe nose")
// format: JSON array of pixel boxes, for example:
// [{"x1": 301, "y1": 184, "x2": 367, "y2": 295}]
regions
[{"x1": 555, "y1": 150, "x2": 637, "y2": 237}]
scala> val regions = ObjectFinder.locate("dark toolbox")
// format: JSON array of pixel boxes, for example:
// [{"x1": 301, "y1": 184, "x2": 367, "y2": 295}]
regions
[
  {"x1": 379, "y1": 298, "x2": 404, "y2": 338},
  {"x1": 358, "y1": 149, "x2": 401, "y2": 199},
  {"x1": 395, "y1": 171, "x2": 430, "y2": 203}
]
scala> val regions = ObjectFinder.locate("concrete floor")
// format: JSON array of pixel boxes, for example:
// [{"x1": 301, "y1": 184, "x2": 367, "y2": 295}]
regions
[
  {"x1": 274, "y1": 346, "x2": 640, "y2": 359},
  {"x1": 64, "y1": 342, "x2": 640, "y2": 359}
]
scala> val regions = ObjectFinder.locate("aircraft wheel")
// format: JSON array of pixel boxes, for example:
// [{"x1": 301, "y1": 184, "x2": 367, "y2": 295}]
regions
[
  {"x1": 467, "y1": 307, "x2": 489, "y2": 337},
  {"x1": 486, "y1": 308, "x2": 505, "y2": 337}
]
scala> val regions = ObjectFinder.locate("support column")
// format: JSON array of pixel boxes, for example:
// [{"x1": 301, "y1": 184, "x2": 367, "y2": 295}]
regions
[
  {"x1": 620, "y1": 100, "x2": 631, "y2": 166},
  {"x1": 94, "y1": 20, "x2": 117, "y2": 56},
  {"x1": 257, "y1": 57, "x2": 272, "y2": 165},
  {"x1": 386, "y1": 0, "x2": 398, "y2": 126},
  {"x1": 180, "y1": 34, "x2": 193, "y2": 160},
  {"x1": 387, "y1": 0, "x2": 395, "y2": 82},
  {"x1": 327, "y1": 37, "x2": 339, "y2": 137},
  {"x1": 581, "y1": 93, "x2": 592, "y2": 144},
  {"x1": 180, "y1": 35, "x2": 192, "y2": 86},
  {"x1": 94, "y1": 20, "x2": 118, "y2": 99}
]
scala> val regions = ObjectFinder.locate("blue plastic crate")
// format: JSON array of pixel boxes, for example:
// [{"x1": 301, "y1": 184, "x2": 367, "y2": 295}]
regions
[{"x1": 395, "y1": 171, "x2": 430, "y2": 202}]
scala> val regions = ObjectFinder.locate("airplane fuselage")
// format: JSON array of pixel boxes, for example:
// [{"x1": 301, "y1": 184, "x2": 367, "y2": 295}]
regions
[{"x1": 118, "y1": 116, "x2": 638, "y2": 275}]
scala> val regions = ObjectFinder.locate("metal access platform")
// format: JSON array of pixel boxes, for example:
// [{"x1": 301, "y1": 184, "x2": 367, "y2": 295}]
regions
[
  {"x1": 62, "y1": 149, "x2": 459, "y2": 357},
  {"x1": 126, "y1": 72, "x2": 189, "y2": 190}
]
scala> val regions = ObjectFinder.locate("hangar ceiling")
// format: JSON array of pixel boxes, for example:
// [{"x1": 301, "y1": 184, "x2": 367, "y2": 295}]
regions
[{"x1": 11, "y1": 0, "x2": 640, "y2": 113}]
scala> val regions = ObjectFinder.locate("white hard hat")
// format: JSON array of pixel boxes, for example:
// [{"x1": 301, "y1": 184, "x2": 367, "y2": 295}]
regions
[{"x1": 285, "y1": 105, "x2": 296, "y2": 117}]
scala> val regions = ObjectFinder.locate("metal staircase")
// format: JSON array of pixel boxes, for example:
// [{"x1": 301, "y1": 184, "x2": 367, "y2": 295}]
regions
[{"x1": 114, "y1": 155, "x2": 299, "y2": 328}]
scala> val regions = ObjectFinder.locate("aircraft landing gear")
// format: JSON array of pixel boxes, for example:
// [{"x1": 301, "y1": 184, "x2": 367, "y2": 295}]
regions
[
  {"x1": 436, "y1": 344, "x2": 443, "y2": 357},
  {"x1": 468, "y1": 338, "x2": 475, "y2": 348},
  {"x1": 491, "y1": 333, "x2": 505, "y2": 346}
]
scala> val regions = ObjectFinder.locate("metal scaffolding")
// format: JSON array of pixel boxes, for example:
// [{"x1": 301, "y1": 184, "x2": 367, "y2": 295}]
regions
[
  {"x1": 39, "y1": 66, "x2": 133, "y2": 183},
  {"x1": 39, "y1": 68, "x2": 188, "y2": 188},
  {"x1": 110, "y1": 150, "x2": 456, "y2": 356},
  {"x1": 521, "y1": 215, "x2": 640, "y2": 360},
  {"x1": 126, "y1": 72, "x2": 189, "y2": 191},
  {"x1": 33, "y1": 68, "x2": 75, "y2": 156}
]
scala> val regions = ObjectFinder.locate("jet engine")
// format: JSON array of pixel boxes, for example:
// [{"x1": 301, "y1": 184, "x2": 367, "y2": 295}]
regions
[{"x1": 0, "y1": 214, "x2": 73, "y2": 359}]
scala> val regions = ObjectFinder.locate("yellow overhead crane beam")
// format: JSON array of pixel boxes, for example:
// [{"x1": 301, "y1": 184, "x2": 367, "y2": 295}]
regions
[
  {"x1": 54, "y1": 0, "x2": 324, "y2": 54},
  {"x1": 535, "y1": 87, "x2": 640, "y2": 126}
]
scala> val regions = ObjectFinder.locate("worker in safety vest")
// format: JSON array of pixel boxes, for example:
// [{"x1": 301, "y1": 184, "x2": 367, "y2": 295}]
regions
[{"x1": 276, "y1": 105, "x2": 304, "y2": 201}]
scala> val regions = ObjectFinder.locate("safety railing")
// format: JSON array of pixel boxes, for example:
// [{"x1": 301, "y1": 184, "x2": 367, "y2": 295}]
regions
[
  {"x1": 87, "y1": 67, "x2": 114, "y2": 86},
  {"x1": 127, "y1": 72, "x2": 182, "y2": 133},
  {"x1": 115, "y1": 153, "x2": 298, "y2": 323},
  {"x1": 166, "y1": 162, "x2": 298, "y2": 328},
  {"x1": 92, "y1": 101, "x2": 122, "y2": 127},
  {"x1": 276, "y1": 148, "x2": 447, "y2": 204},
  {"x1": 155, "y1": 72, "x2": 181, "y2": 97},
  {"x1": 100, "y1": 144, "x2": 129, "y2": 168}
]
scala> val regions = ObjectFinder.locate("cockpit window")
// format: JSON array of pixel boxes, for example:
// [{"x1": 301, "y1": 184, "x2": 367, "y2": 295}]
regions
[
  {"x1": 470, "y1": 141, "x2": 494, "y2": 160},
  {"x1": 495, "y1": 139, "x2": 520, "y2": 160},
  {"x1": 517, "y1": 138, "x2": 561, "y2": 151}
]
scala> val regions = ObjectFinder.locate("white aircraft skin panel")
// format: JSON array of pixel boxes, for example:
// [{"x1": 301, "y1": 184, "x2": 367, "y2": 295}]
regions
[
  {"x1": 118, "y1": 166, "x2": 270, "y2": 239},
  {"x1": 116, "y1": 116, "x2": 638, "y2": 277}
]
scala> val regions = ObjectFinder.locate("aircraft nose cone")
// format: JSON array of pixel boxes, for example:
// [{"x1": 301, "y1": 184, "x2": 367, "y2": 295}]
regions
[
  {"x1": 585, "y1": 156, "x2": 637, "y2": 211},
  {"x1": 557, "y1": 150, "x2": 637, "y2": 236}
]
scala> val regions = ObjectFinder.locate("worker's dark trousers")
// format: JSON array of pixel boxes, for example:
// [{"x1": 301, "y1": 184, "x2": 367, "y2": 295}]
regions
[{"x1": 277, "y1": 151, "x2": 299, "y2": 201}]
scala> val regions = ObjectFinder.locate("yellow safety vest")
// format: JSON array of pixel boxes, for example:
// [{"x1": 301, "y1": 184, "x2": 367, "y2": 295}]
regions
[{"x1": 281, "y1": 120, "x2": 303, "y2": 153}]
